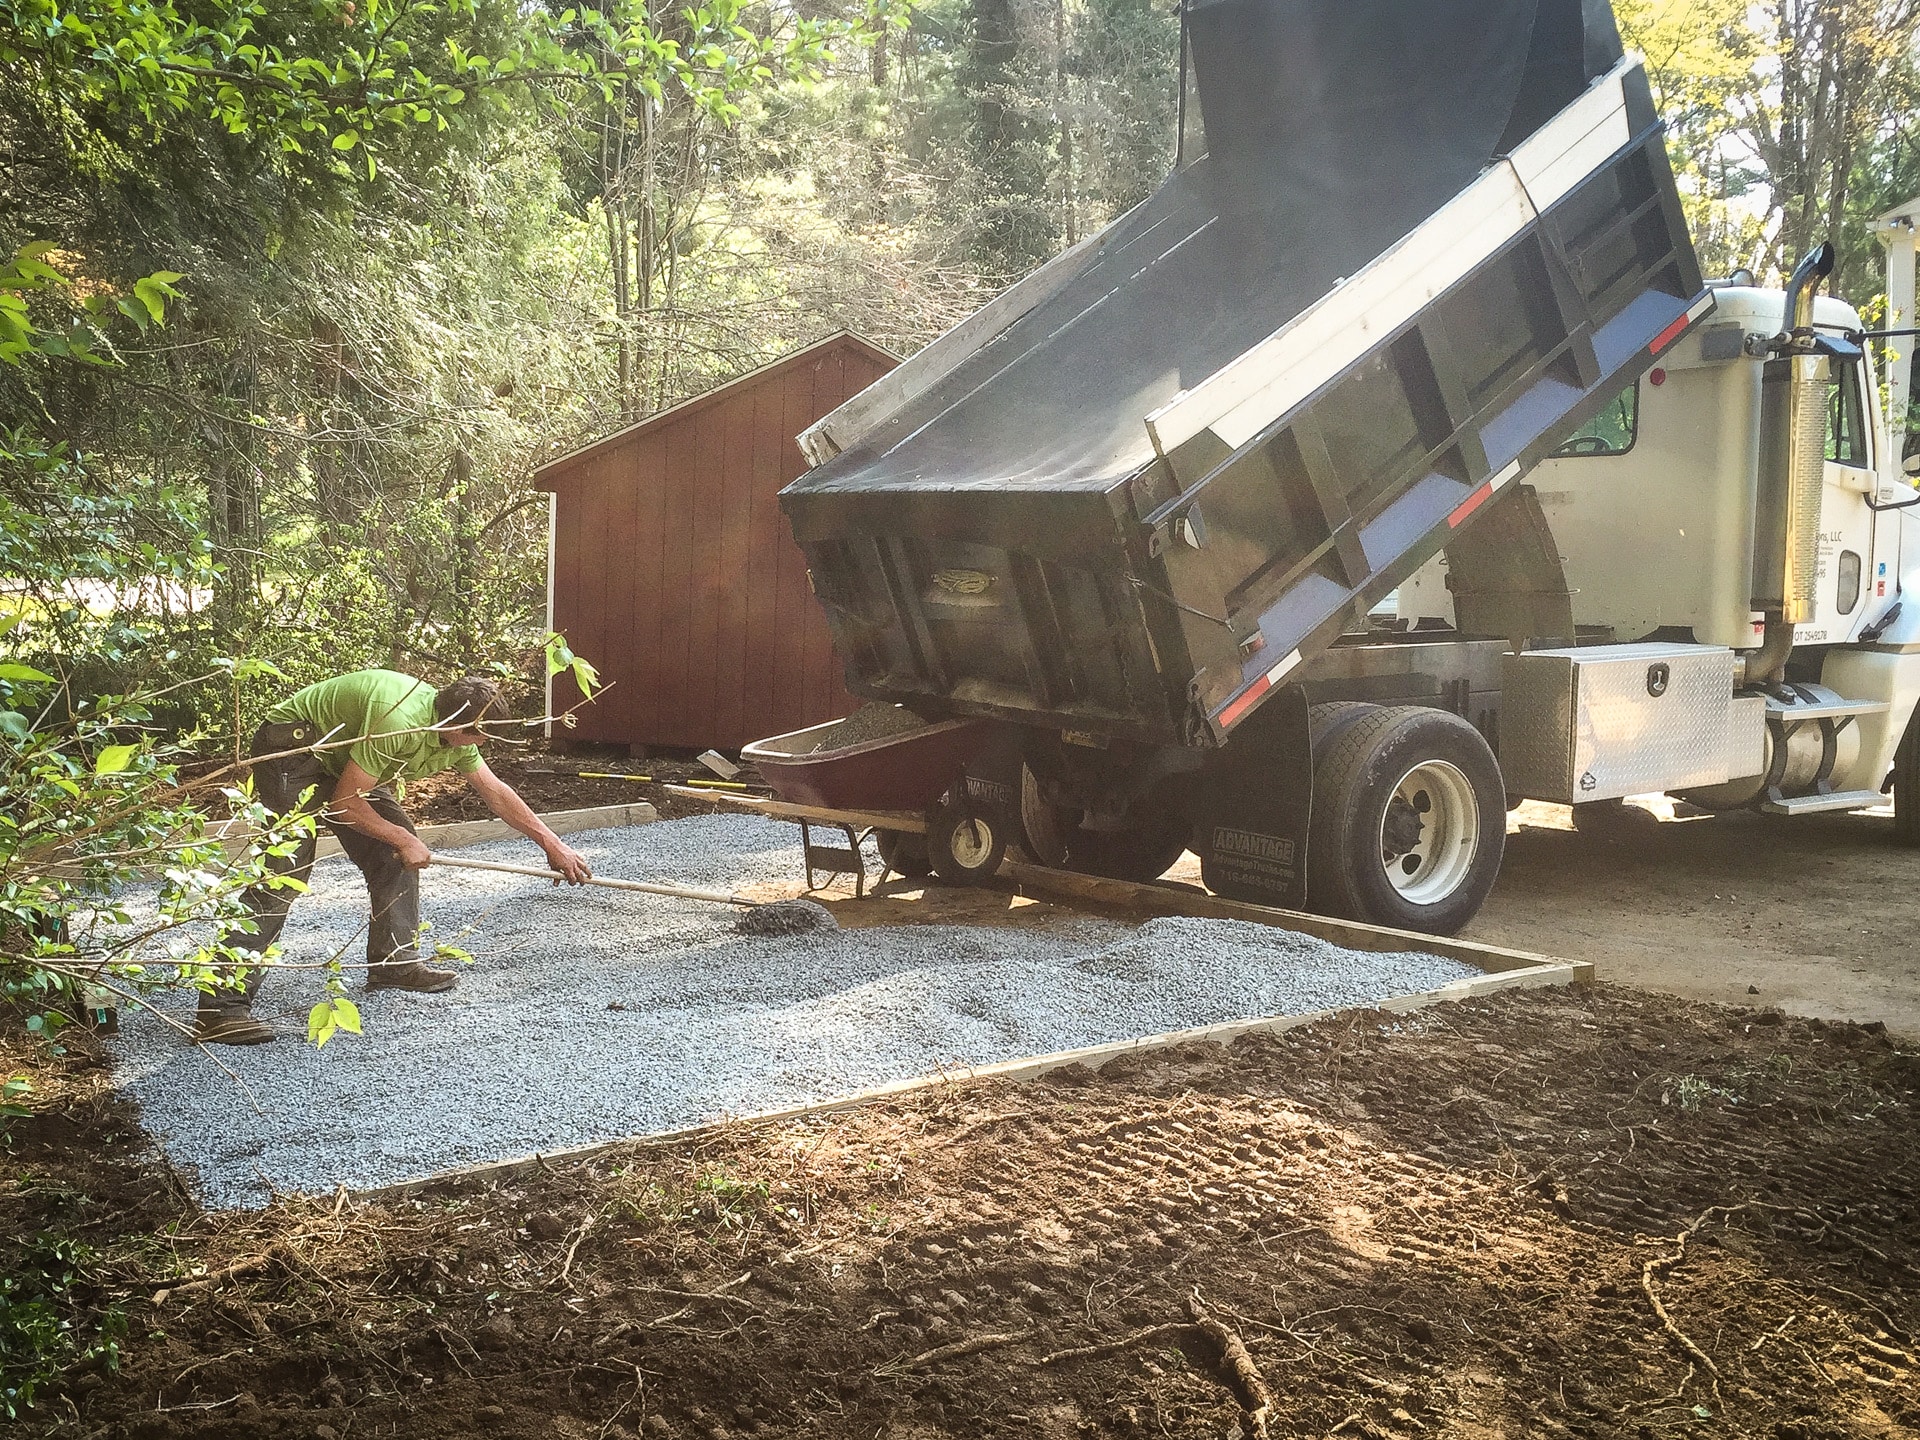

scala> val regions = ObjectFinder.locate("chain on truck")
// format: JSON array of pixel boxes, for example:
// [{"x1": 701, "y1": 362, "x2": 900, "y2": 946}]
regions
[{"x1": 765, "y1": 0, "x2": 1920, "y2": 936}]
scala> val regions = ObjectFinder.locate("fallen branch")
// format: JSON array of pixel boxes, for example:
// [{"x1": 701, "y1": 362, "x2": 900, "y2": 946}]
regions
[
  {"x1": 1189, "y1": 1289, "x2": 1275, "y2": 1437},
  {"x1": 1038, "y1": 1321, "x2": 1197, "y2": 1366},
  {"x1": 883, "y1": 1328, "x2": 1036, "y2": 1373}
]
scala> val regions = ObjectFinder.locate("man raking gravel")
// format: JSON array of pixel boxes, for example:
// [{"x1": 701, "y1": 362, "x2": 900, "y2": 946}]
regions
[{"x1": 196, "y1": 671, "x2": 594, "y2": 1046}]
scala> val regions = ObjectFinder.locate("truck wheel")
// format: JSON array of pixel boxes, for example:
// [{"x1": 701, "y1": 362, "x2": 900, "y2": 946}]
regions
[
  {"x1": 1064, "y1": 812, "x2": 1192, "y2": 883},
  {"x1": 1308, "y1": 699, "x2": 1380, "y2": 757},
  {"x1": 876, "y1": 830, "x2": 932, "y2": 879},
  {"x1": 1894, "y1": 710, "x2": 1920, "y2": 847},
  {"x1": 926, "y1": 800, "x2": 1008, "y2": 885},
  {"x1": 1018, "y1": 765, "x2": 1070, "y2": 867},
  {"x1": 1307, "y1": 705, "x2": 1505, "y2": 935}
]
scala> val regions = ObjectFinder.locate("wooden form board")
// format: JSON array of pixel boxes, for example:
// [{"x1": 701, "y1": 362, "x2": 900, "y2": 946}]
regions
[
  {"x1": 667, "y1": 787, "x2": 1583, "y2": 978},
  {"x1": 356, "y1": 801, "x2": 1585, "y2": 1202}
]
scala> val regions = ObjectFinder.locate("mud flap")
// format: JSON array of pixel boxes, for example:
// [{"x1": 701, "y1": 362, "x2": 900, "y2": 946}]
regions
[
  {"x1": 957, "y1": 724, "x2": 1025, "y2": 834},
  {"x1": 1194, "y1": 686, "x2": 1312, "y2": 908}
]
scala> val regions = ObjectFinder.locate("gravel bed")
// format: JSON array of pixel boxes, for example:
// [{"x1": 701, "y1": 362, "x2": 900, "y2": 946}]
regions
[{"x1": 110, "y1": 813, "x2": 1475, "y2": 1208}]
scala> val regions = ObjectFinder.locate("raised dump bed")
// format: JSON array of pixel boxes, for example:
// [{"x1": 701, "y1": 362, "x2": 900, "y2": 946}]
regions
[{"x1": 783, "y1": 0, "x2": 1707, "y2": 749}]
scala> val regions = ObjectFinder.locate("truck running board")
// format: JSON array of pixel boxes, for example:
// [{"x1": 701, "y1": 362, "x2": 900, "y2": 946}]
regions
[
  {"x1": 1760, "y1": 695, "x2": 1889, "y2": 721},
  {"x1": 1759, "y1": 789, "x2": 1886, "y2": 816}
]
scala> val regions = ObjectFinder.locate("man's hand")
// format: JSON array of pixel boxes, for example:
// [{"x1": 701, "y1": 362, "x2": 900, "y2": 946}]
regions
[
  {"x1": 331, "y1": 761, "x2": 433, "y2": 869},
  {"x1": 544, "y1": 842, "x2": 593, "y2": 885}
]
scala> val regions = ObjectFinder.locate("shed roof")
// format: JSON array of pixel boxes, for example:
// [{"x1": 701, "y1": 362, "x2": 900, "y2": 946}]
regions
[{"x1": 533, "y1": 331, "x2": 899, "y2": 487}]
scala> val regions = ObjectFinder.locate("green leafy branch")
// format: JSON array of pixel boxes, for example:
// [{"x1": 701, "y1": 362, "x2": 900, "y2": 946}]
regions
[
  {"x1": 543, "y1": 629, "x2": 600, "y2": 704},
  {"x1": 0, "y1": 242, "x2": 182, "y2": 368}
]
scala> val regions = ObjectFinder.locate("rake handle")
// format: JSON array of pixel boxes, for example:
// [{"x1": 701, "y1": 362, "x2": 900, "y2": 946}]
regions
[{"x1": 429, "y1": 853, "x2": 755, "y2": 909}]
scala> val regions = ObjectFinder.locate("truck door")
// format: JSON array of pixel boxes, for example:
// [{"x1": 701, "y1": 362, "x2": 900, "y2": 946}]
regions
[{"x1": 1805, "y1": 350, "x2": 1878, "y2": 645}]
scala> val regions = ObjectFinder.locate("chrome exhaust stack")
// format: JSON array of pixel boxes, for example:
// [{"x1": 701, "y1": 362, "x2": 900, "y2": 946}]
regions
[
  {"x1": 1741, "y1": 243, "x2": 1836, "y2": 688},
  {"x1": 1779, "y1": 242, "x2": 1834, "y2": 628}
]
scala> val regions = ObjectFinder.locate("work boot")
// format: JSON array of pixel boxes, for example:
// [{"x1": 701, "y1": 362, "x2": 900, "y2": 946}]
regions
[
  {"x1": 193, "y1": 1008, "x2": 275, "y2": 1045},
  {"x1": 365, "y1": 959, "x2": 459, "y2": 994}
]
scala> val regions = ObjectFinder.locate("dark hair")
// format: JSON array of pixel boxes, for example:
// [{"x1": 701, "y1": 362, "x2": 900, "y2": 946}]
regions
[{"x1": 434, "y1": 676, "x2": 505, "y2": 731}]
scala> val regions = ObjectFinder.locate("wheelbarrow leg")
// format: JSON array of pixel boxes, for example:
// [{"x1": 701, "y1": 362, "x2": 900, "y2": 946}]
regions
[{"x1": 800, "y1": 820, "x2": 868, "y2": 897}]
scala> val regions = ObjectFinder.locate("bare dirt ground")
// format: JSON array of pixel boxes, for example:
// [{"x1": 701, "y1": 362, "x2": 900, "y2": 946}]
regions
[
  {"x1": 5, "y1": 984, "x2": 1915, "y2": 1440},
  {"x1": 1471, "y1": 801, "x2": 1920, "y2": 1040},
  {"x1": 16, "y1": 771, "x2": 1907, "y2": 1437}
]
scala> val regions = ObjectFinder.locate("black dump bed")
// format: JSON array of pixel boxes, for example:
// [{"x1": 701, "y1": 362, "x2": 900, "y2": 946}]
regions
[{"x1": 782, "y1": 0, "x2": 1706, "y2": 747}]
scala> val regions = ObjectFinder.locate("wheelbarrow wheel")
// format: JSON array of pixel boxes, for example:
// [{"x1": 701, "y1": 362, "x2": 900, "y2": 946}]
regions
[
  {"x1": 876, "y1": 829, "x2": 933, "y2": 879},
  {"x1": 926, "y1": 800, "x2": 1007, "y2": 886}
]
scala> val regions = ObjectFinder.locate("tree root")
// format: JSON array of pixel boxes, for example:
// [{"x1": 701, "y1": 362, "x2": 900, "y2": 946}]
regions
[
  {"x1": 1037, "y1": 1321, "x2": 1197, "y2": 1367},
  {"x1": 153, "y1": 1246, "x2": 288, "y2": 1304},
  {"x1": 1651, "y1": 1228, "x2": 1728, "y2": 1390},
  {"x1": 883, "y1": 1328, "x2": 1036, "y2": 1374},
  {"x1": 555, "y1": 1213, "x2": 596, "y2": 1285},
  {"x1": 1188, "y1": 1289, "x2": 1275, "y2": 1438}
]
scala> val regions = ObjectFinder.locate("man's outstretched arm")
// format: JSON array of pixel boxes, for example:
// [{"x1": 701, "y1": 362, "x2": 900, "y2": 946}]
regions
[{"x1": 463, "y1": 761, "x2": 594, "y2": 883}]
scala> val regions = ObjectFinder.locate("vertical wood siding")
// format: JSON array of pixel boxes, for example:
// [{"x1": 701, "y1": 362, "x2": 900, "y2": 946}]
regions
[{"x1": 543, "y1": 336, "x2": 897, "y2": 752}]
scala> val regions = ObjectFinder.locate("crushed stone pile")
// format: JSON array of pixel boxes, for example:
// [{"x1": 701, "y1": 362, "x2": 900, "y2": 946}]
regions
[
  {"x1": 810, "y1": 703, "x2": 930, "y2": 751},
  {"x1": 732, "y1": 897, "x2": 838, "y2": 936},
  {"x1": 109, "y1": 813, "x2": 1474, "y2": 1208}
]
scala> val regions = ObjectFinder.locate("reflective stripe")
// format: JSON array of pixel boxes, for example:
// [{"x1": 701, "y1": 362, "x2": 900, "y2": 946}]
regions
[{"x1": 1448, "y1": 482, "x2": 1494, "y2": 527}]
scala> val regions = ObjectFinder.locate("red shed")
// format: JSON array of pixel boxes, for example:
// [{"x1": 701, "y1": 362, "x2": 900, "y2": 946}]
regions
[{"x1": 536, "y1": 332, "x2": 898, "y2": 752}]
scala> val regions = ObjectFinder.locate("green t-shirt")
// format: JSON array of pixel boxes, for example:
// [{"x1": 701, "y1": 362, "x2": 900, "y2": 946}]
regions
[{"x1": 267, "y1": 670, "x2": 483, "y2": 784}]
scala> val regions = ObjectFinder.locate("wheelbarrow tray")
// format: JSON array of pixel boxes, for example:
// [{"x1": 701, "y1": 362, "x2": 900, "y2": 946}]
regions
[{"x1": 742, "y1": 717, "x2": 992, "y2": 812}]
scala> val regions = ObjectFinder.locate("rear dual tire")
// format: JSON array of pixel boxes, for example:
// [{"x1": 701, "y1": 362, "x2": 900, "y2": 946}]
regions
[
  {"x1": 1018, "y1": 764, "x2": 1189, "y2": 882},
  {"x1": 1306, "y1": 703, "x2": 1505, "y2": 935}
]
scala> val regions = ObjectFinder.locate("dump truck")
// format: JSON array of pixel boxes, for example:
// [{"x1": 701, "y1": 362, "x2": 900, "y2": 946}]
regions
[{"x1": 775, "y1": 0, "x2": 1920, "y2": 934}]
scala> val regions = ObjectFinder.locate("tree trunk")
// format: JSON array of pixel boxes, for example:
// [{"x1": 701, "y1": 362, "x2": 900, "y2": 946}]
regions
[
  {"x1": 1055, "y1": 0, "x2": 1075, "y2": 247},
  {"x1": 447, "y1": 441, "x2": 477, "y2": 670}
]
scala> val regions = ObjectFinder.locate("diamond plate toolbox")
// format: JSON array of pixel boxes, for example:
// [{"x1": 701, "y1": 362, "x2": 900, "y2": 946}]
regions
[{"x1": 1500, "y1": 644, "x2": 1738, "y2": 803}]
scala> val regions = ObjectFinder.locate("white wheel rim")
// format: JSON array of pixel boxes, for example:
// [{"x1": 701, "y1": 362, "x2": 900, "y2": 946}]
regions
[
  {"x1": 950, "y1": 817, "x2": 996, "y2": 870},
  {"x1": 1377, "y1": 759, "x2": 1479, "y2": 905}
]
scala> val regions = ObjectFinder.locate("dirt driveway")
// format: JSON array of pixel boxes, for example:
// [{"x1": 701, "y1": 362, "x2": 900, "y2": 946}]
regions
[{"x1": 1468, "y1": 801, "x2": 1920, "y2": 1038}]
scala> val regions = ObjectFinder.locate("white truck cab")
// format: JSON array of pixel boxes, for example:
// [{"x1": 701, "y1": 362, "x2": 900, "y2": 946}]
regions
[{"x1": 1399, "y1": 277, "x2": 1920, "y2": 817}]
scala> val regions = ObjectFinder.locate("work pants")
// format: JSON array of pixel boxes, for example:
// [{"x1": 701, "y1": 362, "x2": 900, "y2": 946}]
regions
[{"x1": 208, "y1": 721, "x2": 423, "y2": 1012}]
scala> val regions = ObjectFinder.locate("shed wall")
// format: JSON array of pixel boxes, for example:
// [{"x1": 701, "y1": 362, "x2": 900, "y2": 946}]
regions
[{"x1": 546, "y1": 340, "x2": 895, "y2": 750}]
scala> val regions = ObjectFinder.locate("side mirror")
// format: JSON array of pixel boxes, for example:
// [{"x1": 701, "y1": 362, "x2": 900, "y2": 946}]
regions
[{"x1": 1904, "y1": 452, "x2": 1920, "y2": 480}]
